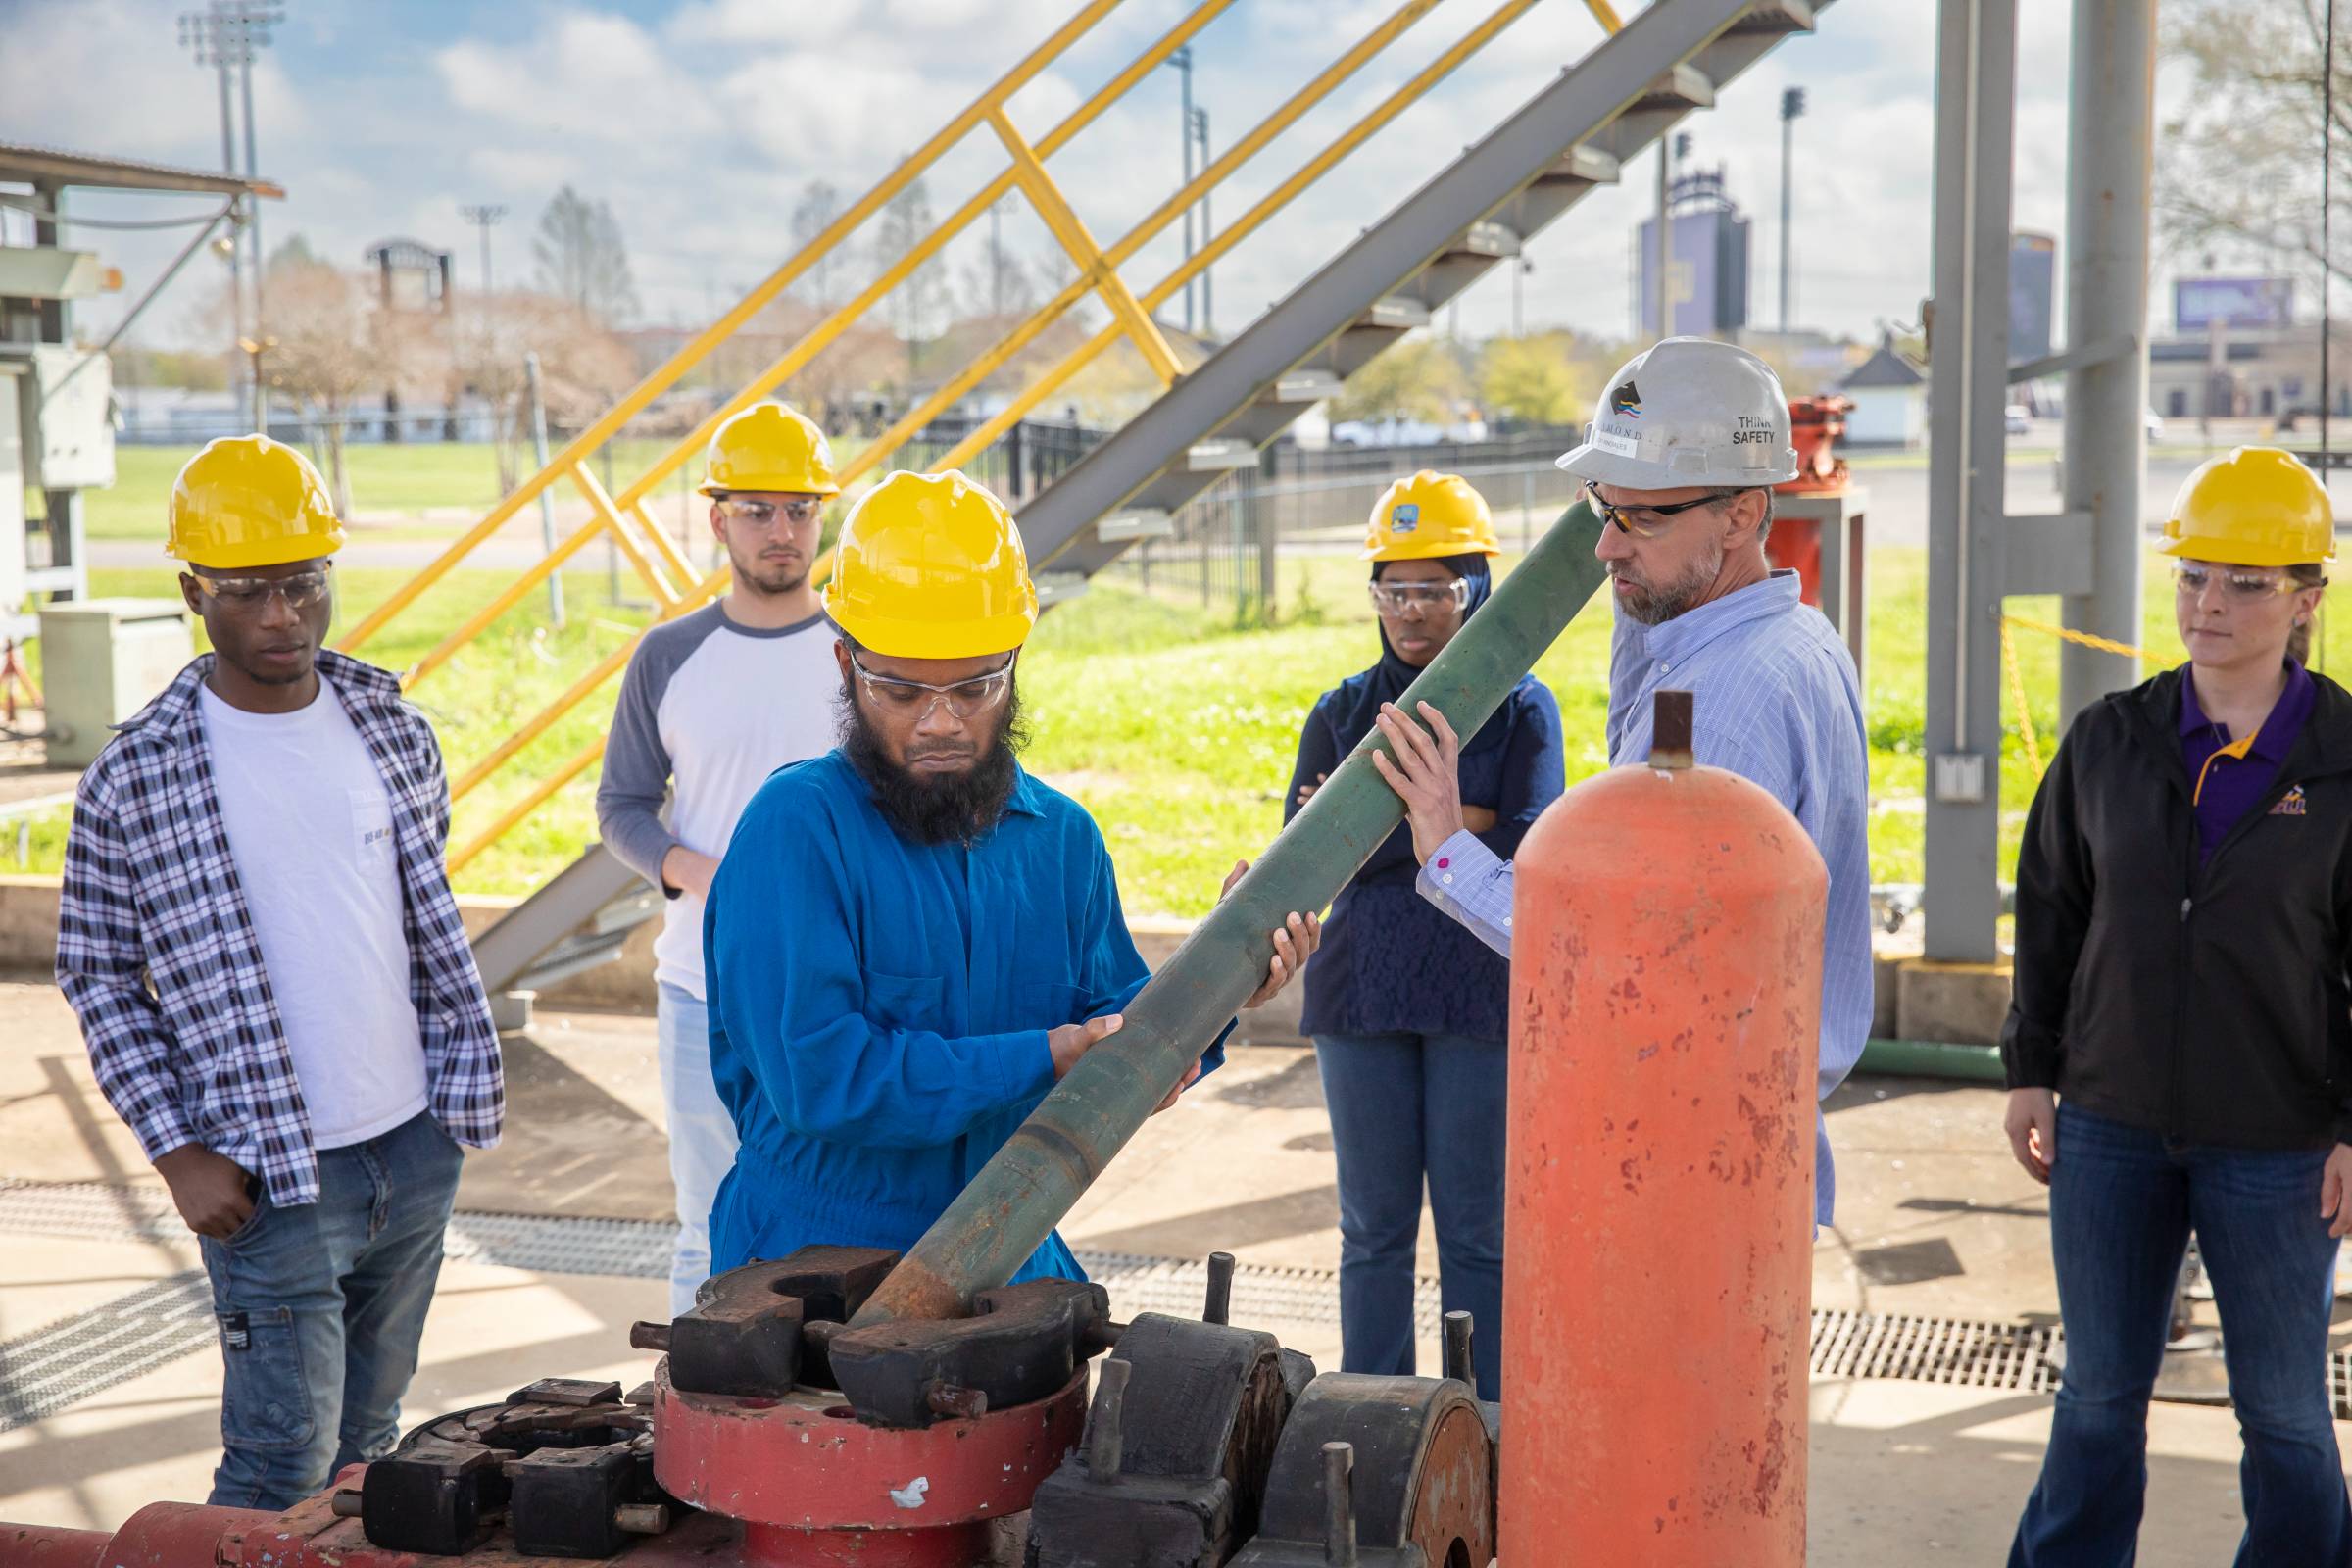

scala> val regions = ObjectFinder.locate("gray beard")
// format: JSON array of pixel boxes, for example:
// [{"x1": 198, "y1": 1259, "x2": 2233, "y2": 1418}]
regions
[{"x1": 1612, "y1": 544, "x2": 1724, "y2": 626}]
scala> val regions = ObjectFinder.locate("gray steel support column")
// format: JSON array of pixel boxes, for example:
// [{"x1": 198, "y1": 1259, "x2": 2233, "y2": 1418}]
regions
[
  {"x1": 1923, "y1": 0, "x2": 2018, "y2": 963},
  {"x1": 2056, "y1": 0, "x2": 2154, "y2": 723}
]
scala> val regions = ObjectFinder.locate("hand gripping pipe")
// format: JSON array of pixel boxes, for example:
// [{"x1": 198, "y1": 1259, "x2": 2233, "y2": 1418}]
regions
[{"x1": 852, "y1": 500, "x2": 1610, "y2": 1326}]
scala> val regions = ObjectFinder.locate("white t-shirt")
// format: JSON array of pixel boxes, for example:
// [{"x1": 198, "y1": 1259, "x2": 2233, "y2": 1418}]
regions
[
  {"x1": 199, "y1": 678, "x2": 429, "y2": 1149},
  {"x1": 595, "y1": 608, "x2": 840, "y2": 1000}
]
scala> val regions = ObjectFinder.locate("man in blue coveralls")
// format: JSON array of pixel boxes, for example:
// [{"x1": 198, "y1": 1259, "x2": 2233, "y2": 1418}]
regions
[{"x1": 702, "y1": 469, "x2": 1320, "y2": 1283}]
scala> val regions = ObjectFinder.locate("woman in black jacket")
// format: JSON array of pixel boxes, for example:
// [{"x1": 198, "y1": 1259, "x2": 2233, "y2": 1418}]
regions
[{"x1": 2002, "y1": 446, "x2": 2352, "y2": 1567}]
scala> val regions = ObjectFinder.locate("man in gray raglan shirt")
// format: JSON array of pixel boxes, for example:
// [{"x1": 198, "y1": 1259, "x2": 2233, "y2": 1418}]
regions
[{"x1": 597, "y1": 402, "x2": 843, "y2": 1314}]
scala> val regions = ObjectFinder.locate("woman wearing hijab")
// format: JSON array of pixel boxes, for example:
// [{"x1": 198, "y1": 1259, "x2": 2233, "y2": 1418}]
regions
[{"x1": 1283, "y1": 470, "x2": 1564, "y2": 1400}]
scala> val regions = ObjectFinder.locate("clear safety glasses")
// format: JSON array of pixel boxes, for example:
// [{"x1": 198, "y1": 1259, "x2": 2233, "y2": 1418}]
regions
[
  {"x1": 716, "y1": 497, "x2": 823, "y2": 529},
  {"x1": 849, "y1": 651, "x2": 1015, "y2": 721},
  {"x1": 1367, "y1": 580, "x2": 1472, "y2": 614},
  {"x1": 2172, "y1": 564, "x2": 2316, "y2": 601},
  {"x1": 188, "y1": 564, "x2": 334, "y2": 611}
]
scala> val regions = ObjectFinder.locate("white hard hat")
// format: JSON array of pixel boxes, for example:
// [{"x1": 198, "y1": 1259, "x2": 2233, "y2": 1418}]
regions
[{"x1": 1557, "y1": 337, "x2": 1798, "y2": 491}]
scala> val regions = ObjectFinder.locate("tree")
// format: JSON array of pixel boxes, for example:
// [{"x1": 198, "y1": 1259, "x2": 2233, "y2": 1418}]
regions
[
  {"x1": 873, "y1": 173, "x2": 952, "y2": 379},
  {"x1": 1329, "y1": 336, "x2": 1470, "y2": 425},
  {"x1": 234, "y1": 261, "x2": 400, "y2": 515},
  {"x1": 791, "y1": 179, "x2": 847, "y2": 310},
  {"x1": 447, "y1": 290, "x2": 637, "y2": 491},
  {"x1": 1478, "y1": 332, "x2": 1582, "y2": 426},
  {"x1": 266, "y1": 232, "x2": 318, "y2": 273},
  {"x1": 962, "y1": 199, "x2": 1037, "y2": 321},
  {"x1": 533, "y1": 186, "x2": 640, "y2": 324},
  {"x1": 2160, "y1": 4, "x2": 2348, "y2": 287}
]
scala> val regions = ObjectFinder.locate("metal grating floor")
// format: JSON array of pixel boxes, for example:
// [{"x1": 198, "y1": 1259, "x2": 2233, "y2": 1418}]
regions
[{"x1": 1810, "y1": 1308, "x2": 2061, "y2": 1393}]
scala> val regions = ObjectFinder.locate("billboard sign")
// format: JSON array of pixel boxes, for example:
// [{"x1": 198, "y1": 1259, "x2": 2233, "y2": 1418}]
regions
[{"x1": 2175, "y1": 276, "x2": 2294, "y2": 332}]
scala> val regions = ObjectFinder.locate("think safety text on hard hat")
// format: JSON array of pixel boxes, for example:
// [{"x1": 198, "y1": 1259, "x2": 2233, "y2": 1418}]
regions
[{"x1": 1556, "y1": 337, "x2": 1799, "y2": 492}]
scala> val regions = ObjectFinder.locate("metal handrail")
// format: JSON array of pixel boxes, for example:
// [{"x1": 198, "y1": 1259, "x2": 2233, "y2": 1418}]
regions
[
  {"x1": 335, "y1": 0, "x2": 1134, "y2": 661},
  {"x1": 419, "y1": 0, "x2": 1598, "y2": 859}
]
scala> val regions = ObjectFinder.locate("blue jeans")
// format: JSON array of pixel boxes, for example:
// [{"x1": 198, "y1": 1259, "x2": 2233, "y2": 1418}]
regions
[
  {"x1": 1313, "y1": 1031, "x2": 1506, "y2": 1400},
  {"x1": 659, "y1": 982, "x2": 739, "y2": 1318},
  {"x1": 198, "y1": 1110, "x2": 463, "y2": 1511},
  {"x1": 2010, "y1": 1102, "x2": 2352, "y2": 1567}
]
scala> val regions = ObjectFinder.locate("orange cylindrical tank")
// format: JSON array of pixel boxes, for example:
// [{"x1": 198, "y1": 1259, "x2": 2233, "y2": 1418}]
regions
[{"x1": 1496, "y1": 691, "x2": 1824, "y2": 1567}]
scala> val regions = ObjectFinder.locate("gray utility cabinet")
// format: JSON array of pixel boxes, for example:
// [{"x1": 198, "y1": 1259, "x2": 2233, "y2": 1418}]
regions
[{"x1": 38, "y1": 598, "x2": 194, "y2": 768}]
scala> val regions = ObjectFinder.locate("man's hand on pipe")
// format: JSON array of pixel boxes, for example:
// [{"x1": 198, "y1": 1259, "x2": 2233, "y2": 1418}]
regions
[
  {"x1": 1219, "y1": 858, "x2": 1323, "y2": 1009},
  {"x1": 1371, "y1": 701, "x2": 1468, "y2": 864}
]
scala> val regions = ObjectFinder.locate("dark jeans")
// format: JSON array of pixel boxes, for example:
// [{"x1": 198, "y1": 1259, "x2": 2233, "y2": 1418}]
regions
[
  {"x1": 1313, "y1": 1031, "x2": 1506, "y2": 1400},
  {"x1": 2010, "y1": 1102, "x2": 2352, "y2": 1567},
  {"x1": 199, "y1": 1110, "x2": 464, "y2": 1510}
]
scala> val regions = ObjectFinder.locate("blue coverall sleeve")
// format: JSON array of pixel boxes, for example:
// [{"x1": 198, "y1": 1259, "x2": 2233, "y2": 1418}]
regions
[{"x1": 708, "y1": 804, "x2": 1056, "y2": 1151}]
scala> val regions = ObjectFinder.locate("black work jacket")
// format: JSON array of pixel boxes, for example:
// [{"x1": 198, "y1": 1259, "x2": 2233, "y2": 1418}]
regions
[{"x1": 2000, "y1": 665, "x2": 2352, "y2": 1149}]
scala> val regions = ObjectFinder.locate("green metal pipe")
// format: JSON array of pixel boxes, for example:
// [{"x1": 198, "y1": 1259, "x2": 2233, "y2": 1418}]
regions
[
  {"x1": 1855, "y1": 1037, "x2": 2007, "y2": 1083},
  {"x1": 852, "y1": 501, "x2": 1611, "y2": 1326}
]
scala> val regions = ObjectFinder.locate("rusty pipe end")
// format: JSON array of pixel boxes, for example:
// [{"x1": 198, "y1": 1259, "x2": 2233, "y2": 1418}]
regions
[
  {"x1": 1649, "y1": 689, "x2": 1694, "y2": 770},
  {"x1": 627, "y1": 1321, "x2": 672, "y2": 1352}
]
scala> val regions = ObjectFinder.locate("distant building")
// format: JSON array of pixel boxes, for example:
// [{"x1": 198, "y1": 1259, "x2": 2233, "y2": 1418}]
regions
[
  {"x1": 1635, "y1": 168, "x2": 1752, "y2": 339},
  {"x1": 2146, "y1": 322, "x2": 2352, "y2": 423},
  {"x1": 1839, "y1": 331, "x2": 1928, "y2": 447},
  {"x1": 2010, "y1": 232, "x2": 2056, "y2": 365}
]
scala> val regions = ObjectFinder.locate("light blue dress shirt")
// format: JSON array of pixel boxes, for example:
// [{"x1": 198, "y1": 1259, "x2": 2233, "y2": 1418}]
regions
[{"x1": 1417, "y1": 570, "x2": 1872, "y2": 1225}]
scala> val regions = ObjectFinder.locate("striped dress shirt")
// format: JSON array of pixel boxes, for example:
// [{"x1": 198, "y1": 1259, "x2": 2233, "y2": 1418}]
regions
[{"x1": 1417, "y1": 570, "x2": 1872, "y2": 1224}]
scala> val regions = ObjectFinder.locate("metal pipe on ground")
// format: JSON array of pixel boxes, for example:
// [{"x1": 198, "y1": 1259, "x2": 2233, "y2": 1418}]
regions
[
  {"x1": 1858, "y1": 1037, "x2": 2006, "y2": 1082},
  {"x1": 850, "y1": 500, "x2": 1612, "y2": 1326}
]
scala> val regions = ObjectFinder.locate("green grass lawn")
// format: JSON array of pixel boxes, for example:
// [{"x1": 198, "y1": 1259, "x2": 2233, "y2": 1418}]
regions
[
  {"x1": 80, "y1": 439, "x2": 704, "y2": 541},
  {"x1": 12, "y1": 538, "x2": 2321, "y2": 919}
]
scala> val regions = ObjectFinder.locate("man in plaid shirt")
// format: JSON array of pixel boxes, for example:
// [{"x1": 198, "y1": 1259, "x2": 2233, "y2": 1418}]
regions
[{"x1": 56, "y1": 435, "x2": 503, "y2": 1511}]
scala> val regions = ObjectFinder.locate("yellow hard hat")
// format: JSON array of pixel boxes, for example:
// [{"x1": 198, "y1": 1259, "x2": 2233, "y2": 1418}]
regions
[
  {"x1": 1362, "y1": 470, "x2": 1501, "y2": 561},
  {"x1": 698, "y1": 402, "x2": 842, "y2": 498},
  {"x1": 822, "y1": 470, "x2": 1037, "y2": 659},
  {"x1": 2160, "y1": 445, "x2": 2336, "y2": 567},
  {"x1": 166, "y1": 434, "x2": 346, "y2": 569}
]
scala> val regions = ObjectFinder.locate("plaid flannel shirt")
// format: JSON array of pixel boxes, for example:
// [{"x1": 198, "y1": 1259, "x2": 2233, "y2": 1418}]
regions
[{"x1": 56, "y1": 651, "x2": 503, "y2": 1206}]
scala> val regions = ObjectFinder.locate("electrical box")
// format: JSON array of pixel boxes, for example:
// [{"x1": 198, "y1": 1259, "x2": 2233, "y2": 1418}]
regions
[
  {"x1": 37, "y1": 598, "x2": 195, "y2": 768},
  {"x1": 27, "y1": 344, "x2": 115, "y2": 491},
  {"x1": 0, "y1": 368, "x2": 24, "y2": 617}
]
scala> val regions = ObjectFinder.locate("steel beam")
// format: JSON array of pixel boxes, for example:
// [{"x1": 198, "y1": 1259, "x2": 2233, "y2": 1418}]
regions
[
  {"x1": 1014, "y1": 0, "x2": 1766, "y2": 575},
  {"x1": 2056, "y1": 0, "x2": 2155, "y2": 724},
  {"x1": 1922, "y1": 0, "x2": 2017, "y2": 963}
]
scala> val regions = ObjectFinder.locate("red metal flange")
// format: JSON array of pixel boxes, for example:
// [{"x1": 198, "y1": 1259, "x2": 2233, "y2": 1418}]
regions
[{"x1": 653, "y1": 1362, "x2": 1087, "y2": 1567}]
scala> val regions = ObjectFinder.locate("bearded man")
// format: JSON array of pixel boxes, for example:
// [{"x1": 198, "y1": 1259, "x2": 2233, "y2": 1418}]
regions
[
  {"x1": 598, "y1": 401, "x2": 845, "y2": 1314},
  {"x1": 700, "y1": 470, "x2": 1319, "y2": 1284},
  {"x1": 1368, "y1": 337, "x2": 1872, "y2": 1232}
]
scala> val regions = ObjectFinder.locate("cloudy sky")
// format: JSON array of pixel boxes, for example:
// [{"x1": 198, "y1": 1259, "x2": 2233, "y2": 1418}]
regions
[{"x1": 4, "y1": 0, "x2": 2223, "y2": 354}]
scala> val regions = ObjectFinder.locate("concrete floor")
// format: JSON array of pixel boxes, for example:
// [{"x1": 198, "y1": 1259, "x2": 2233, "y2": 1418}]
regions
[{"x1": 0, "y1": 975, "x2": 2339, "y2": 1561}]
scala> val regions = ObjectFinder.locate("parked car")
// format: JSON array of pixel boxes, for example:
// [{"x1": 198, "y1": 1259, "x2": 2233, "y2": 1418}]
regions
[
  {"x1": 2144, "y1": 408, "x2": 2165, "y2": 441},
  {"x1": 2004, "y1": 404, "x2": 2032, "y2": 436}
]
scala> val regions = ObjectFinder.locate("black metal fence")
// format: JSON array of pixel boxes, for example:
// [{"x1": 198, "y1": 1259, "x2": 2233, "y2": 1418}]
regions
[{"x1": 1096, "y1": 426, "x2": 1587, "y2": 626}]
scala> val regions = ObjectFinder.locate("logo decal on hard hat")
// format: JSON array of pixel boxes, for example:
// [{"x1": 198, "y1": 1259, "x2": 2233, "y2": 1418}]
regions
[
  {"x1": 1391, "y1": 503, "x2": 1419, "y2": 533},
  {"x1": 1610, "y1": 381, "x2": 1642, "y2": 419}
]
